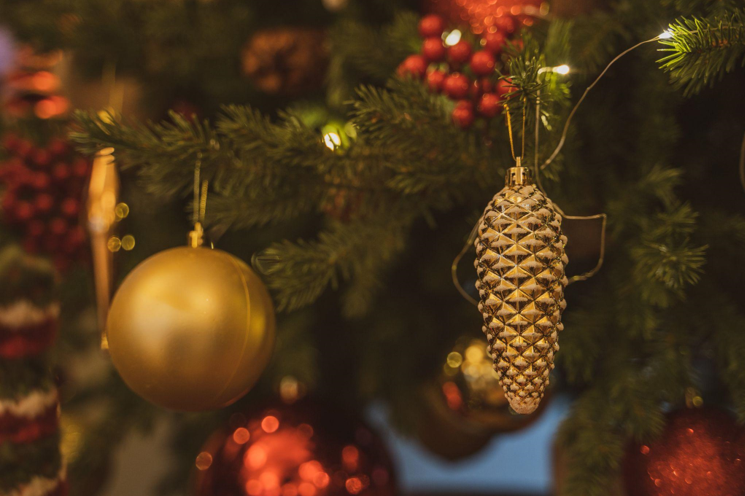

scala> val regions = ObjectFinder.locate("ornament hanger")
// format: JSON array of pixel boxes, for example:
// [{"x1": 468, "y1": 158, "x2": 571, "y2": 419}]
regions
[{"x1": 190, "y1": 153, "x2": 210, "y2": 248}]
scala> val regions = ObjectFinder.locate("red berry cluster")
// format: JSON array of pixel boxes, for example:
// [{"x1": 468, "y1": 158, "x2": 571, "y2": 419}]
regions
[
  {"x1": 0, "y1": 133, "x2": 89, "y2": 271},
  {"x1": 397, "y1": 14, "x2": 522, "y2": 129}
]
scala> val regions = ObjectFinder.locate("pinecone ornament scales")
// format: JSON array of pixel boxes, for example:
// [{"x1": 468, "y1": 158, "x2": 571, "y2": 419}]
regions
[{"x1": 474, "y1": 166, "x2": 568, "y2": 414}]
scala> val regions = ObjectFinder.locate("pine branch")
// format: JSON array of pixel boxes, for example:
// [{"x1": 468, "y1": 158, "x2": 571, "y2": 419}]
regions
[
  {"x1": 659, "y1": 9, "x2": 745, "y2": 95},
  {"x1": 253, "y1": 218, "x2": 409, "y2": 312}
]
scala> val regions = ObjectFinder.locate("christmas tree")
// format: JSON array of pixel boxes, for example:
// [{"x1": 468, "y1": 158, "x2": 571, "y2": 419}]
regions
[{"x1": 1, "y1": 1, "x2": 745, "y2": 495}]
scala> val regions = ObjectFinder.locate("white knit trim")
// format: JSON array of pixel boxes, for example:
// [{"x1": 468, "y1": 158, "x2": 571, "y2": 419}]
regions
[
  {"x1": 0, "y1": 301, "x2": 59, "y2": 328},
  {"x1": 0, "y1": 389, "x2": 58, "y2": 418},
  {"x1": 1, "y1": 466, "x2": 65, "y2": 496}
]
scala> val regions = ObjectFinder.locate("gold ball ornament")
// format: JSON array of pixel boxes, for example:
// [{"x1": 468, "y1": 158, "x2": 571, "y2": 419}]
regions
[{"x1": 106, "y1": 245, "x2": 275, "y2": 411}]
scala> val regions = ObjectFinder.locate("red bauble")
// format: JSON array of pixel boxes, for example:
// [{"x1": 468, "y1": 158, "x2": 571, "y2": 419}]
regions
[
  {"x1": 424, "y1": 0, "x2": 541, "y2": 35},
  {"x1": 483, "y1": 31, "x2": 506, "y2": 54},
  {"x1": 422, "y1": 38, "x2": 447, "y2": 62},
  {"x1": 427, "y1": 70, "x2": 447, "y2": 93},
  {"x1": 478, "y1": 93, "x2": 502, "y2": 117},
  {"x1": 193, "y1": 401, "x2": 397, "y2": 496},
  {"x1": 470, "y1": 51, "x2": 495, "y2": 76},
  {"x1": 52, "y1": 163, "x2": 70, "y2": 181},
  {"x1": 447, "y1": 40, "x2": 472, "y2": 65},
  {"x1": 419, "y1": 14, "x2": 446, "y2": 38},
  {"x1": 397, "y1": 55, "x2": 428, "y2": 79},
  {"x1": 443, "y1": 73, "x2": 470, "y2": 99},
  {"x1": 61, "y1": 198, "x2": 79, "y2": 218},
  {"x1": 623, "y1": 408, "x2": 745, "y2": 496},
  {"x1": 452, "y1": 101, "x2": 475, "y2": 129}
]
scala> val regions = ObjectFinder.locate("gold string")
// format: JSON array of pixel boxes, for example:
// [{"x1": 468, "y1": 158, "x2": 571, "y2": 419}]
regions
[
  {"x1": 193, "y1": 154, "x2": 202, "y2": 227},
  {"x1": 504, "y1": 103, "x2": 516, "y2": 161},
  {"x1": 200, "y1": 179, "x2": 209, "y2": 224},
  {"x1": 451, "y1": 221, "x2": 480, "y2": 307},
  {"x1": 521, "y1": 96, "x2": 527, "y2": 160},
  {"x1": 541, "y1": 35, "x2": 662, "y2": 170}
]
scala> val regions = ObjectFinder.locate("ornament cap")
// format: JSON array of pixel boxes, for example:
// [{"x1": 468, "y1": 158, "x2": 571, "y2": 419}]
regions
[
  {"x1": 188, "y1": 222, "x2": 205, "y2": 248},
  {"x1": 505, "y1": 163, "x2": 532, "y2": 187}
]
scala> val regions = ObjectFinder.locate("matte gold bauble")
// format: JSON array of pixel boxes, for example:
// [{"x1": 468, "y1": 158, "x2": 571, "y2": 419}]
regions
[{"x1": 106, "y1": 246, "x2": 275, "y2": 411}]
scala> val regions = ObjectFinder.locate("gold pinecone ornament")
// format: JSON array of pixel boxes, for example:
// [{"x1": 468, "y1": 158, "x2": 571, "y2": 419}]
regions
[{"x1": 474, "y1": 164, "x2": 568, "y2": 414}]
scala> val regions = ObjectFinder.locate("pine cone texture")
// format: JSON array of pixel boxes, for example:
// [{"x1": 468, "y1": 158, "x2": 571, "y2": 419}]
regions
[{"x1": 474, "y1": 181, "x2": 568, "y2": 414}]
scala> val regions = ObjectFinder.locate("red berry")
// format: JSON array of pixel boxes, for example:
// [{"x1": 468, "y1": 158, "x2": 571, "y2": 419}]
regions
[
  {"x1": 422, "y1": 37, "x2": 447, "y2": 62},
  {"x1": 15, "y1": 201, "x2": 34, "y2": 222},
  {"x1": 478, "y1": 93, "x2": 502, "y2": 118},
  {"x1": 50, "y1": 217, "x2": 68, "y2": 236},
  {"x1": 23, "y1": 238, "x2": 39, "y2": 254},
  {"x1": 419, "y1": 15, "x2": 445, "y2": 38},
  {"x1": 483, "y1": 31, "x2": 506, "y2": 54},
  {"x1": 47, "y1": 138, "x2": 70, "y2": 157},
  {"x1": 452, "y1": 101, "x2": 475, "y2": 129},
  {"x1": 52, "y1": 163, "x2": 71, "y2": 181},
  {"x1": 495, "y1": 16, "x2": 516, "y2": 34},
  {"x1": 427, "y1": 70, "x2": 447, "y2": 93},
  {"x1": 448, "y1": 40, "x2": 473, "y2": 65},
  {"x1": 470, "y1": 51, "x2": 496, "y2": 76},
  {"x1": 34, "y1": 193, "x2": 55, "y2": 214},
  {"x1": 511, "y1": 38, "x2": 524, "y2": 51},
  {"x1": 479, "y1": 78, "x2": 494, "y2": 94},
  {"x1": 61, "y1": 198, "x2": 79, "y2": 218},
  {"x1": 397, "y1": 54, "x2": 428, "y2": 79},
  {"x1": 2, "y1": 133, "x2": 20, "y2": 152},
  {"x1": 15, "y1": 139, "x2": 33, "y2": 159},
  {"x1": 31, "y1": 172, "x2": 51, "y2": 190},
  {"x1": 33, "y1": 150, "x2": 51, "y2": 166},
  {"x1": 497, "y1": 78, "x2": 515, "y2": 98},
  {"x1": 66, "y1": 226, "x2": 86, "y2": 249},
  {"x1": 443, "y1": 73, "x2": 471, "y2": 100},
  {"x1": 27, "y1": 220, "x2": 46, "y2": 238},
  {"x1": 72, "y1": 158, "x2": 89, "y2": 178}
]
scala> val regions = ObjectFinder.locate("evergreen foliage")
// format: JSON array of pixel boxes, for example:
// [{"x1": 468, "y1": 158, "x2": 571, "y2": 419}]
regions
[{"x1": 2, "y1": 0, "x2": 745, "y2": 495}]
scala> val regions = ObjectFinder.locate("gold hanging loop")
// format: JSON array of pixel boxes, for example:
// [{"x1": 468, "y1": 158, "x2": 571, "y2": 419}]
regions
[{"x1": 189, "y1": 154, "x2": 209, "y2": 248}]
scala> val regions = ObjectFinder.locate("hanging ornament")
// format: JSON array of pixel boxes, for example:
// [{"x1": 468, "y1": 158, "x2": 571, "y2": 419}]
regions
[
  {"x1": 417, "y1": 338, "x2": 547, "y2": 460},
  {"x1": 422, "y1": 0, "x2": 545, "y2": 35},
  {"x1": 105, "y1": 167, "x2": 276, "y2": 411},
  {"x1": 193, "y1": 401, "x2": 397, "y2": 496},
  {"x1": 241, "y1": 28, "x2": 328, "y2": 96},
  {"x1": 474, "y1": 162, "x2": 568, "y2": 414},
  {"x1": 622, "y1": 408, "x2": 745, "y2": 496}
]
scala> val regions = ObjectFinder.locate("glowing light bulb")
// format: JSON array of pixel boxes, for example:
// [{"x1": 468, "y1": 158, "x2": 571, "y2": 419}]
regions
[
  {"x1": 444, "y1": 30, "x2": 462, "y2": 46},
  {"x1": 323, "y1": 132, "x2": 341, "y2": 150},
  {"x1": 554, "y1": 64, "x2": 570, "y2": 75},
  {"x1": 659, "y1": 30, "x2": 673, "y2": 40}
]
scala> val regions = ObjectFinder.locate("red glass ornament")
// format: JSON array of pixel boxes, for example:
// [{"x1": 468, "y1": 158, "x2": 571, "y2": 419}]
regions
[
  {"x1": 427, "y1": 70, "x2": 447, "y2": 93},
  {"x1": 52, "y1": 163, "x2": 70, "y2": 181},
  {"x1": 423, "y1": 0, "x2": 541, "y2": 35},
  {"x1": 447, "y1": 40, "x2": 472, "y2": 65},
  {"x1": 418, "y1": 14, "x2": 446, "y2": 38},
  {"x1": 422, "y1": 38, "x2": 447, "y2": 62},
  {"x1": 452, "y1": 101, "x2": 475, "y2": 129},
  {"x1": 483, "y1": 31, "x2": 506, "y2": 55},
  {"x1": 47, "y1": 138, "x2": 70, "y2": 157},
  {"x1": 14, "y1": 201, "x2": 34, "y2": 222},
  {"x1": 443, "y1": 73, "x2": 471, "y2": 99},
  {"x1": 193, "y1": 401, "x2": 397, "y2": 496},
  {"x1": 478, "y1": 93, "x2": 502, "y2": 117},
  {"x1": 623, "y1": 408, "x2": 745, "y2": 496},
  {"x1": 397, "y1": 55, "x2": 428, "y2": 79},
  {"x1": 470, "y1": 51, "x2": 496, "y2": 76}
]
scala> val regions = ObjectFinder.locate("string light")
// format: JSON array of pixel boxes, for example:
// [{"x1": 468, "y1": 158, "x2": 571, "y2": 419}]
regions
[
  {"x1": 553, "y1": 64, "x2": 570, "y2": 75},
  {"x1": 323, "y1": 132, "x2": 341, "y2": 150},
  {"x1": 659, "y1": 30, "x2": 674, "y2": 40},
  {"x1": 444, "y1": 29, "x2": 462, "y2": 47}
]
